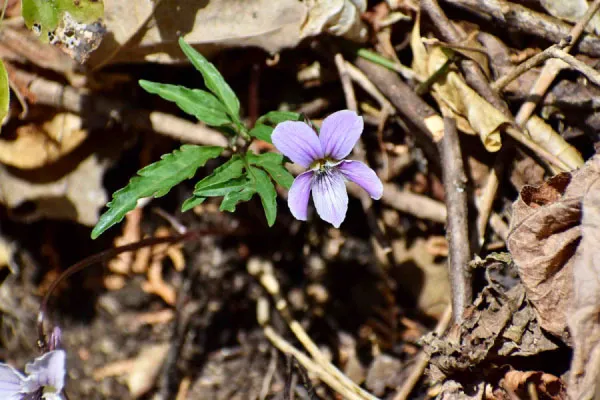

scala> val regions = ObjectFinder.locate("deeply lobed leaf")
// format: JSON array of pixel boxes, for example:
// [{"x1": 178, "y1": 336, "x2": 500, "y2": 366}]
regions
[
  {"x1": 92, "y1": 145, "x2": 223, "y2": 239},
  {"x1": 248, "y1": 166, "x2": 277, "y2": 226},
  {"x1": 139, "y1": 80, "x2": 231, "y2": 127},
  {"x1": 247, "y1": 152, "x2": 294, "y2": 189},
  {"x1": 178, "y1": 38, "x2": 240, "y2": 121}
]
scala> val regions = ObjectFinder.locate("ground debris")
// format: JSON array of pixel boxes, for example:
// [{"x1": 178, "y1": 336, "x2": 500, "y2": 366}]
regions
[{"x1": 424, "y1": 255, "x2": 558, "y2": 386}]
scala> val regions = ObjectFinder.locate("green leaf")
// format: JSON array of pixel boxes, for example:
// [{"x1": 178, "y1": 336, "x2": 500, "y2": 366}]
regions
[
  {"x1": 248, "y1": 167, "x2": 277, "y2": 226},
  {"x1": 248, "y1": 124, "x2": 273, "y2": 143},
  {"x1": 22, "y1": 0, "x2": 104, "y2": 41},
  {"x1": 256, "y1": 111, "x2": 302, "y2": 126},
  {"x1": 193, "y1": 155, "x2": 245, "y2": 194},
  {"x1": 247, "y1": 152, "x2": 294, "y2": 189},
  {"x1": 92, "y1": 145, "x2": 223, "y2": 239},
  {"x1": 181, "y1": 196, "x2": 206, "y2": 212},
  {"x1": 220, "y1": 186, "x2": 256, "y2": 213},
  {"x1": 139, "y1": 80, "x2": 231, "y2": 127},
  {"x1": 195, "y1": 177, "x2": 249, "y2": 197},
  {"x1": 0, "y1": 60, "x2": 8, "y2": 128},
  {"x1": 178, "y1": 38, "x2": 240, "y2": 120}
]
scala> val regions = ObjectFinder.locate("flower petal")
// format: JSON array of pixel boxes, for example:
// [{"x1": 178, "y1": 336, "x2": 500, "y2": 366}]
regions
[
  {"x1": 338, "y1": 160, "x2": 383, "y2": 200},
  {"x1": 272, "y1": 121, "x2": 323, "y2": 167},
  {"x1": 23, "y1": 350, "x2": 66, "y2": 393},
  {"x1": 312, "y1": 169, "x2": 348, "y2": 228},
  {"x1": 0, "y1": 364, "x2": 25, "y2": 399},
  {"x1": 288, "y1": 171, "x2": 314, "y2": 221},
  {"x1": 319, "y1": 110, "x2": 364, "y2": 160}
]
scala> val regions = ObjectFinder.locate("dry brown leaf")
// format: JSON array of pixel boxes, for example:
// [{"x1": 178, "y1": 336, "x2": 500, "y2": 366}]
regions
[
  {"x1": 506, "y1": 159, "x2": 600, "y2": 340},
  {"x1": 0, "y1": 113, "x2": 86, "y2": 169},
  {"x1": 410, "y1": 17, "x2": 507, "y2": 152},
  {"x1": 89, "y1": 0, "x2": 366, "y2": 67},
  {"x1": 391, "y1": 237, "x2": 450, "y2": 318},
  {"x1": 525, "y1": 115, "x2": 584, "y2": 171},
  {"x1": 568, "y1": 155, "x2": 600, "y2": 399},
  {"x1": 0, "y1": 153, "x2": 108, "y2": 226},
  {"x1": 424, "y1": 254, "x2": 558, "y2": 383},
  {"x1": 497, "y1": 370, "x2": 567, "y2": 400}
]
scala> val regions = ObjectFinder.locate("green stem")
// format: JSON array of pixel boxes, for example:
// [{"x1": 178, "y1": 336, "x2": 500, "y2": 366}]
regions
[
  {"x1": 356, "y1": 48, "x2": 407, "y2": 74},
  {"x1": 0, "y1": 0, "x2": 8, "y2": 28}
]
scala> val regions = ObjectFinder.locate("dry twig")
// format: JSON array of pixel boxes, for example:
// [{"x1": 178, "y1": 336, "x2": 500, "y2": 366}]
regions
[
  {"x1": 441, "y1": 0, "x2": 600, "y2": 57},
  {"x1": 249, "y1": 259, "x2": 380, "y2": 400},
  {"x1": 514, "y1": 0, "x2": 600, "y2": 125},
  {"x1": 10, "y1": 68, "x2": 228, "y2": 147},
  {"x1": 440, "y1": 117, "x2": 472, "y2": 323}
]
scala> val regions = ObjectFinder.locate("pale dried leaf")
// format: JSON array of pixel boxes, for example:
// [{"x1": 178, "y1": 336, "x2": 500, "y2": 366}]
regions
[
  {"x1": 90, "y1": 0, "x2": 366, "y2": 67},
  {"x1": 568, "y1": 155, "x2": 600, "y2": 399},
  {"x1": 410, "y1": 14, "x2": 428, "y2": 79},
  {"x1": 302, "y1": 0, "x2": 367, "y2": 42},
  {"x1": 525, "y1": 115, "x2": 584, "y2": 171},
  {"x1": 411, "y1": 20, "x2": 508, "y2": 151},
  {"x1": 127, "y1": 343, "x2": 169, "y2": 398},
  {"x1": 89, "y1": 0, "x2": 308, "y2": 66},
  {"x1": 0, "y1": 154, "x2": 108, "y2": 226},
  {"x1": 0, "y1": 113, "x2": 87, "y2": 169}
]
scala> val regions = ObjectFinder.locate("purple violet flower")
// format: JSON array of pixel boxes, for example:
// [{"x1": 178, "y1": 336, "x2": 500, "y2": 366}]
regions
[
  {"x1": 0, "y1": 350, "x2": 66, "y2": 400},
  {"x1": 272, "y1": 110, "x2": 383, "y2": 228}
]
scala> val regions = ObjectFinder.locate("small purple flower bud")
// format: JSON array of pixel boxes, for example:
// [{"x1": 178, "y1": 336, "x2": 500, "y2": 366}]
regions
[{"x1": 48, "y1": 327, "x2": 62, "y2": 351}]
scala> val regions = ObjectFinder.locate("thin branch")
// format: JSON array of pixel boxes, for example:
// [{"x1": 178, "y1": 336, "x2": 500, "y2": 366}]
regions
[
  {"x1": 492, "y1": 42, "x2": 567, "y2": 91},
  {"x1": 441, "y1": 0, "x2": 600, "y2": 57},
  {"x1": 334, "y1": 53, "x2": 358, "y2": 112},
  {"x1": 11, "y1": 68, "x2": 228, "y2": 147},
  {"x1": 440, "y1": 117, "x2": 472, "y2": 324},
  {"x1": 514, "y1": 0, "x2": 600, "y2": 125},
  {"x1": 249, "y1": 259, "x2": 380, "y2": 400},
  {"x1": 354, "y1": 57, "x2": 442, "y2": 165},
  {"x1": 494, "y1": 44, "x2": 600, "y2": 91},
  {"x1": 344, "y1": 61, "x2": 394, "y2": 113}
]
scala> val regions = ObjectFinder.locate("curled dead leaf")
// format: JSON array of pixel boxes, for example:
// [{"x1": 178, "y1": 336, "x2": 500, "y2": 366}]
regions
[
  {"x1": 410, "y1": 16, "x2": 507, "y2": 152},
  {"x1": 525, "y1": 115, "x2": 584, "y2": 171},
  {"x1": 498, "y1": 369, "x2": 567, "y2": 400},
  {"x1": 507, "y1": 158, "x2": 600, "y2": 340}
]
